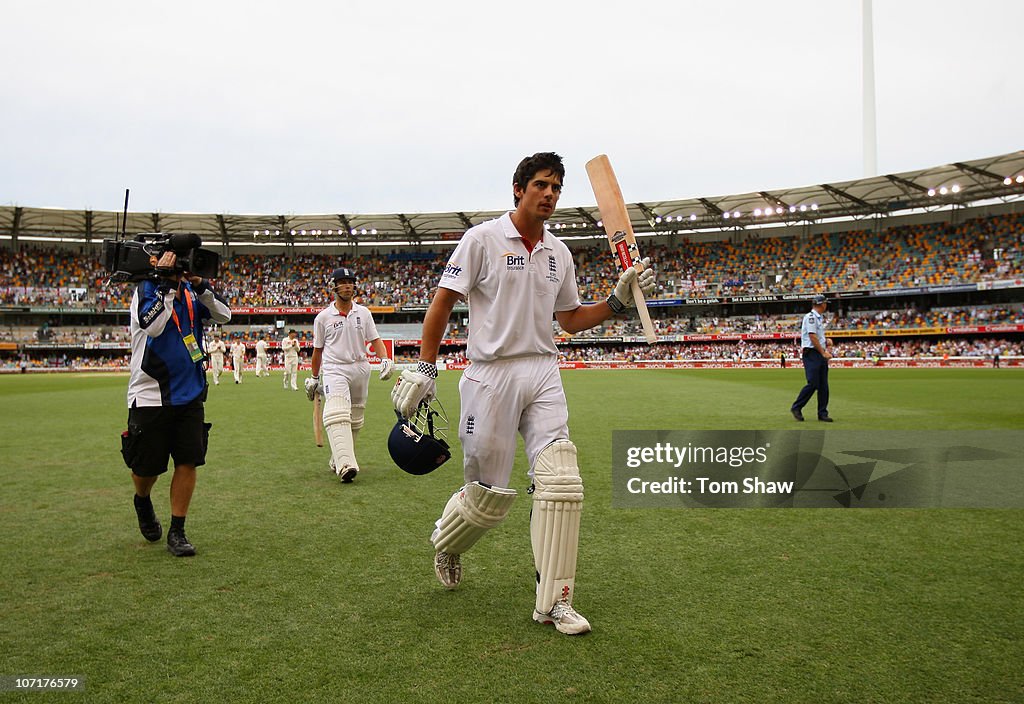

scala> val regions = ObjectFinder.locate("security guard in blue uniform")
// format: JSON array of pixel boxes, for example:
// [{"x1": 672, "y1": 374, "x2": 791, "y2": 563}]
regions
[{"x1": 791, "y1": 294, "x2": 833, "y2": 422}]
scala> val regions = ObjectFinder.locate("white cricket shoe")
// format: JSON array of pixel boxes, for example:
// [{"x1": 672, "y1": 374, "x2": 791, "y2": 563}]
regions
[
  {"x1": 339, "y1": 465, "x2": 358, "y2": 483},
  {"x1": 329, "y1": 458, "x2": 338, "y2": 475},
  {"x1": 533, "y1": 599, "x2": 592, "y2": 635},
  {"x1": 434, "y1": 551, "x2": 461, "y2": 590}
]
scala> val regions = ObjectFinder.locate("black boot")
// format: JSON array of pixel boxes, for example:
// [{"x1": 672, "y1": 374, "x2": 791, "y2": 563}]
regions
[
  {"x1": 166, "y1": 530, "x2": 196, "y2": 557},
  {"x1": 133, "y1": 495, "x2": 162, "y2": 542}
]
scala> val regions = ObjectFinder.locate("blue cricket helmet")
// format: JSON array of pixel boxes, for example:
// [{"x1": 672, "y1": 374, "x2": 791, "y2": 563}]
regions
[{"x1": 388, "y1": 402, "x2": 451, "y2": 476}]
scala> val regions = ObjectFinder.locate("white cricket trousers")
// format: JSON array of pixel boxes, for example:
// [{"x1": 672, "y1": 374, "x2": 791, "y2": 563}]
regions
[
  {"x1": 211, "y1": 355, "x2": 224, "y2": 384},
  {"x1": 322, "y1": 362, "x2": 371, "y2": 409},
  {"x1": 283, "y1": 358, "x2": 299, "y2": 389},
  {"x1": 457, "y1": 355, "x2": 569, "y2": 489}
]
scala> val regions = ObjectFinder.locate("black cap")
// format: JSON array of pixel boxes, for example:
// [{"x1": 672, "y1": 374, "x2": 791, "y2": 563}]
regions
[
  {"x1": 331, "y1": 267, "x2": 356, "y2": 282},
  {"x1": 812, "y1": 294, "x2": 828, "y2": 305}
]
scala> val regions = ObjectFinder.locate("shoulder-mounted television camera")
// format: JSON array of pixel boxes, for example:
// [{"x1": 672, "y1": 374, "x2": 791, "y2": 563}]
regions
[{"x1": 102, "y1": 233, "x2": 219, "y2": 283}]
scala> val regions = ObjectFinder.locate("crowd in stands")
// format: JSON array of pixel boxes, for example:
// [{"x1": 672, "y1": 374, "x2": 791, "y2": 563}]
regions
[
  {"x1": 559, "y1": 303, "x2": 1024, "y2": 338},
  {"x1": 556, "y1": 337, "x2": 1020, "y2": 363},
  {"x1": 828, "y1": 304, "x2": 1024, "y2": 330},
  {"x1": 8, "y1": 334, "x2": 1018, "y2": 372},
  {"x1": 3, "y1": 212, "x2": 1022, "y2": 309},
  {"x1": 3, "y1": 212, "x2": 1023, "y2": 370},
  {"x1": 5, "y1": 304, "x2": 1021, "y2": 349}
]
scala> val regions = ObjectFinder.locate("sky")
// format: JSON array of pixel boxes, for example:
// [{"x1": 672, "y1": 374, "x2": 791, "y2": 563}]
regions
[{"x1": 1, "y1": 1, "x2": 1020, "y2": 217}]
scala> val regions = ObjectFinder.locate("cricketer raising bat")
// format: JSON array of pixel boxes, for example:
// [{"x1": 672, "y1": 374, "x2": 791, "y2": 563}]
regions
[
  {"x1": 313, "y1": 392, "x2": 324, "y2": 447},
  {"x1": 585, "y1": 154, "x2": 658, "y2": 344}
]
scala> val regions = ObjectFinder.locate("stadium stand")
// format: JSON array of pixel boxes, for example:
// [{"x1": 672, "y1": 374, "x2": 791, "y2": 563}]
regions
[{"x1": 3, "y1": 206, "x2": 1023, "y2": 371}]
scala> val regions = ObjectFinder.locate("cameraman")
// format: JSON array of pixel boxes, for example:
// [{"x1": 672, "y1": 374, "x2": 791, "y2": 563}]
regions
[{"x1": 123, "y1": 250, "x2": 231, "y2": 557}]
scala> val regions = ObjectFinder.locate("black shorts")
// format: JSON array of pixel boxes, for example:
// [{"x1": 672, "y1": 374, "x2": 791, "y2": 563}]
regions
[{"x1": 121, "y1": 399, "x2": 211, "y2": 477}]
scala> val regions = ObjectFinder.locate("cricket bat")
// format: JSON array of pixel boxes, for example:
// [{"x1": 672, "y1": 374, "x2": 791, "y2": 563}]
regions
[
  {"x1": 313, "y1": 393, "x2": 324, "y2": 447},
  {"x1": 585, "y1": 154, "x2": 658, "y2": 344}
]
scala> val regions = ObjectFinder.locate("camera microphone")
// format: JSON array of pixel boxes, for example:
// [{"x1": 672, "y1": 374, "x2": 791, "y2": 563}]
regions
[{"x1": 168, "y1": 233, "x2": 203, "y2": 253}]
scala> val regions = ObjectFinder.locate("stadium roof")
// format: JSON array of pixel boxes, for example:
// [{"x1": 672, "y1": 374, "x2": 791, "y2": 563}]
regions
[{"x1": 2, "y1": 150, "x2": 1022, "y2": 246}]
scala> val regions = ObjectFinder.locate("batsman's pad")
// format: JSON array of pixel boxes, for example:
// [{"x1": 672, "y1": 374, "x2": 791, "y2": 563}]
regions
[
  {"x1": 323, "y1": 394, "x2": 357, "y2": 470},
  {"x1": 351, "y1": 404, "x2": 365, "y2": 437},
  {"x1": 530, "y1": 440, "x2": 584, "y2": 614},
  {"x1": 432, "y1": 481, "x2": 517, "y2": 555}
]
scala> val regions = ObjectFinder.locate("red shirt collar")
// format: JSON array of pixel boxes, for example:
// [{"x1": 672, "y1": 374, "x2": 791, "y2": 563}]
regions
[{"x1": 330, "y1": 301, "x2": 353, "y2": 317}]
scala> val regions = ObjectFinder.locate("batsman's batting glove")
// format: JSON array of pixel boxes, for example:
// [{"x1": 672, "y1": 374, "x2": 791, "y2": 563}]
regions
[
  {"x1": 391, "y1": 362, "x2": 437, "y2": 418},
  {"x1": 378, "y1": 358, "x2": 395, "y2": 381},
  {"x1": 304, "y1": 375, "x2": 321, "y2": 402},
  {"x1": 608, "y1": 257, "x2": 656, "y2": 313}
]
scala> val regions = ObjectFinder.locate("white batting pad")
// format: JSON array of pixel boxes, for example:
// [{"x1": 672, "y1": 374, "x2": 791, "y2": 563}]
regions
[
  {"x1": 431, "y1": 481, "x2": 517, "y2": 555},
  {"x1": 350, "y1": 404, "x2": 365, "y2": 431},
  {"x1": 350, "y1": 404, "x2": 365, "y2": 443},
  {"x1": 531, "y1": 440, "x2": 584, "y2": 615},
  {"x1": 323, "y1": 394, "x2": 357, "y2": 471}
]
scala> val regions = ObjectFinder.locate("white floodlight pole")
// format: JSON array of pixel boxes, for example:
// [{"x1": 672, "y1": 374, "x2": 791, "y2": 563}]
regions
[{"x1": 863, "y1": 0, "x2": 878, "y2": 177}]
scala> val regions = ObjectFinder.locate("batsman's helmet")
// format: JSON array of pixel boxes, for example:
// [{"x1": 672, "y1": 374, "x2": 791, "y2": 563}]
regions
[
  {"x1": 331, "y1": 267, "x2": 357, "y2": 283},
  {"x1": 388, "y1": 400, "x2": 452, "y2": 476}
]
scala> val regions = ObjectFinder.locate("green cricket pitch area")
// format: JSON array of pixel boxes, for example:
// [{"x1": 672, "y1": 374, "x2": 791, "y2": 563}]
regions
[{"x1": 1, "y1": 368, "x2": 1021, "y2": 703}]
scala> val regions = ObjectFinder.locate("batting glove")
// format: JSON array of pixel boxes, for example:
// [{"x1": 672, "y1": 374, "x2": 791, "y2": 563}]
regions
[
  {"x1": 378, "y1": 358, "x2": 395, "y2": 381},
  {"x1": 608, "y1": 257, "x2": 656, "y2": 312},
  {"x1": 304, "y1": 375, "x2": 321, "y2": 402},
  {"x1": 391, "y1": 362, "x2": 437, "y2": 418}
]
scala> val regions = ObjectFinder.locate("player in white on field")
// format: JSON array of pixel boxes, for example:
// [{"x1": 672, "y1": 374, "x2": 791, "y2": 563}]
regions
[
  {"x1": 306, "y1": 267, "x2": 394, "y2": 483},
  {"x1": 208, "y1": 331, "x2": 227, "y2": 385},
  {"x1": 254, "y1": 334, "x2": 271, "y2": 378},
  {"x1": 392, "y1": 152, "x2": 656, "y2": 635},
  {"x1": 281, "y1": 329, "x2": 301, "y2": 390},
  {"x1": 229, "y1": 339, "x2": 245, "y2": 384}
]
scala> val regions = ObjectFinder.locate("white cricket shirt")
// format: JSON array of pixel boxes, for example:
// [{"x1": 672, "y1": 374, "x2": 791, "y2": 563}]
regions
[
  {"x1": 313, "y1": 301, "x2": 380, "y2": 370},
  {"x1": 281, "y1": 337, "x2": 300, "y2": 360},
  {"x1": 438, "y1": 212, "x2": 581, "y2": 362}
]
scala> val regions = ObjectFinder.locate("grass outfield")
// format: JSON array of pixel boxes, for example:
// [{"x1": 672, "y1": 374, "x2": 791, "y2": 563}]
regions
[{"x1": 1, "y1": 368, "x2": 1022, "y2": 703}]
